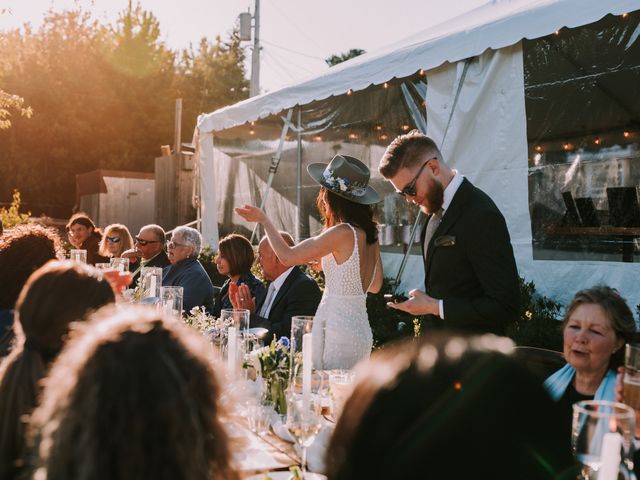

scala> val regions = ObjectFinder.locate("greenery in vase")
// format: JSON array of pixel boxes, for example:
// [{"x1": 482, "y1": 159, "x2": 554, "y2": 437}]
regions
[{"x1": 252, "y1": 336, "x2": 290, "y2": 415}]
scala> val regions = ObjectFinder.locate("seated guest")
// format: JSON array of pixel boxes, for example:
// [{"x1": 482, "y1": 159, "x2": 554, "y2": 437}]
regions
[
  {"x1": 29, "y1": 307, "x2": 238, "y2": 480},
  {"x1": 163, "y1": 226, "x2": 215, "y2": 313},
  {"x1": 0, "y1": 261, "x2": 114, "y2": 480},
  {"x1": 545, "y1": 285, "x2": 636, "y2": 438},
  {"x1": 98, "y1": 223, "x2": 133, "y2": 260},
  {"x1": 212, "y1": 233, "x2": 265, "y2": 318},
  {"x1": 233, "y1": 233, "x2": 321, "y2": 340},
  {"x1": 326, "y1": 334, "x2": 577, "y2": 480},
  {"x1": 122, "y1": 224, "x2": 170, "y2": 285},
  {"x1": 0, "y1": 225, "x2": 62, "y2": 357},
  {"x1": 65, "y1": 213, "x2": 108, "y2": 265}
]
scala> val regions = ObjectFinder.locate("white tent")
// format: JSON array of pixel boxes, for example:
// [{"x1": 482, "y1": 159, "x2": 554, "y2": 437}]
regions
[{"x1": 195, "y1": 0, "x2": 640, "y2": 309}]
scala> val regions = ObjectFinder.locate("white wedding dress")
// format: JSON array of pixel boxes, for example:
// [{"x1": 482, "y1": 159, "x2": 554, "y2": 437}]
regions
[{"x1": 312, "y1": 224, "x2": 374, "y2": 370}]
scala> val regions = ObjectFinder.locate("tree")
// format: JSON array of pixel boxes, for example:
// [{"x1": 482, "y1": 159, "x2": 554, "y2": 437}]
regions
[
  {"x1": 0, "y1": 91, "x2": 32, "y2": 130},
  {"x1": 325, "y1": 48, "x2": 365, "y2": 67},
  {"x1": 176, "y1": 32, "x2": 249, "y2": 137}
]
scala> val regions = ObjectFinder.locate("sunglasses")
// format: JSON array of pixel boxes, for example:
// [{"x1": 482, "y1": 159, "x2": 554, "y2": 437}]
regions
[
  {"x1": 106, "y1": 236, "x2": 121, "y2": 243},
  {"x1": 166, "y1": 240, "x2": 189, "y2": 249},
  {"x1": 396, "y1": 158, "x2": 435, "y2": 197},
  {"x1": 135, "y1": 237, "x2": 161, "y2": 246}
]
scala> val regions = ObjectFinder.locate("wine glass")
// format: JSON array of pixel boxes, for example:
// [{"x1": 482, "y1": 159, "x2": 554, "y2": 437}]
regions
[{"x1": 286, "y1": 390, "x2": 322, "y2": 478}]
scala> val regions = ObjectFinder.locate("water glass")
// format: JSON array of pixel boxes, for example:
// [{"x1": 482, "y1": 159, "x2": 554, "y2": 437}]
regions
[
  {"x1": 110, "y1": 257, "x2": 129, "y2": 272},
  {"x1": 160, "y1": 286, "x2": 183, "y2": 319},
  {"x1": 220, "y1": 308, "x2": 250, "y2": 332},
  {"x1": 624, "y1": 344, "x2": 640, "y2": 410},
  {"x1": 70, "y1": 249, "x2": 87, "y2": 263},
  {"x1": 290, "y1": 316, "x2": 314, "y2": 386},
  {"x1": 247, "y1": 400, "x2": 274, "y2": 435},
  {"x1": 140, "y1": 267, "x2": 163, "y2": 299},
  {"x1": 572, "y1": 400, "x2": 635, "y2": 479},
  {"x1": 329, "y1": 369, "x2": 355, "y2": 420}
]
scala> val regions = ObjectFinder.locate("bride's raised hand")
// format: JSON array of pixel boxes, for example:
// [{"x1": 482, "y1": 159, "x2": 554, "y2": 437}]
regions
[{"x1": 235, "y1": 204, "x2": 267, "y2": 224}]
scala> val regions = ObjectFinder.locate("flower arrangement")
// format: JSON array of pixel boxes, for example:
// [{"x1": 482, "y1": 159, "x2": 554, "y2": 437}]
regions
[
  {"x1": 251, "y1": 336, "x2": 291, "y2": 414},
  {"x1": 183, "y1": 306, "x2": 232, "y2": 341},
  {"x1": 322, "y1": 170, "x2": 366, "y2": 197}
]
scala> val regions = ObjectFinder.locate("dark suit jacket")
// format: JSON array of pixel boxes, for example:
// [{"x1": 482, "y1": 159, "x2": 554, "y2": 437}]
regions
[
  {"x1": 420, "y1": 178, "x2": 520, "y2": 335},
  {"x1": 250, "y1": 267, "x2": 322, "y2": 341},
  {"x1": 130, "y1": 250, "x2": 170, "y2": 285}
]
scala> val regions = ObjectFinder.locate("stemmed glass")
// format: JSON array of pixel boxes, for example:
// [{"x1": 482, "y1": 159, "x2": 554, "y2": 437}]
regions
[{"x1": 286, "y1": 389, "x2": 322, "y2": 478}]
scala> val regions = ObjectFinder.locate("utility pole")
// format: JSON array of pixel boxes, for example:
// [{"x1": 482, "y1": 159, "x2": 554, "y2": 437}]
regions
[{"x1": 250, "y1": 0, "x2": 261, "y2": 97}]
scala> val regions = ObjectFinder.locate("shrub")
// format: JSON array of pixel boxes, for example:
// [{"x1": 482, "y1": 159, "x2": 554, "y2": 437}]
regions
[
  {"x1": 0, "y1": 189, "x2": 30, "y2": 229},
  {"x1": 506, "y1": 277, "x2": 563, "y2": 351}
]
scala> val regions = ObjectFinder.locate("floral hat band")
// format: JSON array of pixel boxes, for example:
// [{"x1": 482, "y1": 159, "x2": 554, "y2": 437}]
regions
[{"x1": 307, "y1": 154, "x2": 381, "y2": 205}]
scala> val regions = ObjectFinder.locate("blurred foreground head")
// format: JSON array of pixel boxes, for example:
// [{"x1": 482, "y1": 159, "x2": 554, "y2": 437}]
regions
[
  {"x1": 0, "y1": 260, "x2": 114, "y2": 480},
  {"x1": 30, "y1": 306, "x2": 237, "y2": 480},
  {"x1": 326, "y1": 334, "x2": 576, "y2": 480}
]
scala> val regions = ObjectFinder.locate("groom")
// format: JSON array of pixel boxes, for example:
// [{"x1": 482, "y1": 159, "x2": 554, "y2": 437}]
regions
[
  {"x1": 232, "y1": 232, "x2": 322, "y2": 340},
  {"x1": 379, "y1": 130, "x2": 520, "y2": 335}
]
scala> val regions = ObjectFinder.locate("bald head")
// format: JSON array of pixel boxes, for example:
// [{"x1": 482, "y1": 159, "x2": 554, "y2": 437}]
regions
[{"x1": 258, "y1": 232, "x2": 294, "y2": 281}]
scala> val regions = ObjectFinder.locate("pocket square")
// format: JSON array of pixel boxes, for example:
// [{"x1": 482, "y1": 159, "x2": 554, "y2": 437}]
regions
[{"x1": 434, "y1": 235, "x2": 455, "y2": 247}]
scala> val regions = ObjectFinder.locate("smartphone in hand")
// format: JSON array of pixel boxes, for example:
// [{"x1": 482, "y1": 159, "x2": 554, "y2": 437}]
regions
[{"x1": 384, "y1": 293, "x2": 408, "y2": 304}]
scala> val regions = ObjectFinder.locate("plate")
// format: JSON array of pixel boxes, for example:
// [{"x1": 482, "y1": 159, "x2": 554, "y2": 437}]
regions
[{"x1": 245, "y1": 471, "x2": 327, "y2": 480}]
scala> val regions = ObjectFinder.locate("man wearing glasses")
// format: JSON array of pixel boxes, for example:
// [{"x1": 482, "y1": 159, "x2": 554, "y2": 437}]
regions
[
  {"x1": 122, "y1": 224, "x2": 170, "y2": 284},
  {"x1": 378, "y1": 130, "x2": 519, "y2": 335}
]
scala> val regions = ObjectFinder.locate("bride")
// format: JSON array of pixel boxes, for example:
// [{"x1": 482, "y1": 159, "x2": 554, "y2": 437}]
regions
[{"x1": 236, "y1": 154, "x2": 383, "y2": 369}]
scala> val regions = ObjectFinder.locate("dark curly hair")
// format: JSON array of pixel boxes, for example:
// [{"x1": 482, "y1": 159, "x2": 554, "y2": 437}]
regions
[
  {"x1": 0, "y1": 224, "x2": 62, "y2": 310},
  {"x1": 0, "y1": 261, "x2": 114, "y2": 480},
  {"x1": 316, "y1": 187, "x2": 378, "y2": 244},
  {"x1": 30, "y1": 306, "x2": 238, "y2": 480}
]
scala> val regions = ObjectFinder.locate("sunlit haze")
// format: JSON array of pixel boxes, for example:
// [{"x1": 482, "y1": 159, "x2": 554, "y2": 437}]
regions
[{"x1": 1, "y1": 0, "x2": 491, "y2": 94}]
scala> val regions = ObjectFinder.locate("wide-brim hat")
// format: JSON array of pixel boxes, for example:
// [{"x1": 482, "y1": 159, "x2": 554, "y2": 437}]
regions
[{"x1": 307, "y1": 155, "x2": 381, "y2": 205}]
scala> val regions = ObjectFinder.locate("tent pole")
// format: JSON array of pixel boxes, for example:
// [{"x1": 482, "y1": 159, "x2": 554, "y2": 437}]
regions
[
  {"x1": 393, "y1": 58, "x2": 472, "y2": 291},
  {"x1": 296, "y1": 108, "x2": 302, "y2": 243},
  {"x1": 250, "y1": 108, "x2": 294, "y2": 243}
]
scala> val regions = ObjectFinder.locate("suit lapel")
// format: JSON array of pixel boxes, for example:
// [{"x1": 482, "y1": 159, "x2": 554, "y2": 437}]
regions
[
  {"x1": 425, "y1": 178, "x2": 472, "y2": 281},
  {"x1": 267, "y1": 267, "x2": 300, "y2": 315}
]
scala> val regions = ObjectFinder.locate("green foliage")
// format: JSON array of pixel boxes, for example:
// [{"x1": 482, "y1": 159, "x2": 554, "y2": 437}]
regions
[
  {"x1": 506, "y1": 277, "x2": 563, "y2": 350},
  {"x1": 325, "y1": 48, "x2": 366, "y2": 67},
  {"x1": 367, "y1": 277, "x2": 417, "y2": 348},
  {"x1": 0, "y1": 3, "x2": 248, "y2": 217},
  {"x1": 0, "y1": 189, "x2": 30, "y2": 228},
  {"x1": 0, "y1": 91, "x2": 32, "y2": 129}
]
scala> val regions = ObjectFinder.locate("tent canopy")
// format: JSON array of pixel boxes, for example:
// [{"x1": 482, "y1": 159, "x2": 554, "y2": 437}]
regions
[{"x1": 197, "y1": 0, "x2": 639, "y2": 135}]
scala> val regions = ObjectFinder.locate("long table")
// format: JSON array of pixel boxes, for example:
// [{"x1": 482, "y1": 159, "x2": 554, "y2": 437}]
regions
[{"x1": 225, "y1": 412, "x2": 300, "y2": 479}]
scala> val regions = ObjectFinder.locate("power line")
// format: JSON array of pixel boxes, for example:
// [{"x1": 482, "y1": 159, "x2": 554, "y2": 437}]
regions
[
  {"x1": 264, "y1": 0, "x2": 324, "y2": 51},
  {"x1": 266, "y1": 46, "x2": 316, "y2": 75},
  {"x1": 262, "y1": 39, "x2": 324, "y2": 61},
  {"x1": 263, "y1": 50, "x2": 298, "y2": 82}
]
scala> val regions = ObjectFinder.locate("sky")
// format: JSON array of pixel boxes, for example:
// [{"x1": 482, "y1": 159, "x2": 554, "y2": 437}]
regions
[{"x1": 0, "y1": 0, "x2": 491, "y2": 93}]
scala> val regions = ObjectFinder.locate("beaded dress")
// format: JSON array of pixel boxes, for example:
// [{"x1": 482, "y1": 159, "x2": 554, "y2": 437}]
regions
[{"x1": 312, "y1": 224, "x2": 374, "y2": 370}]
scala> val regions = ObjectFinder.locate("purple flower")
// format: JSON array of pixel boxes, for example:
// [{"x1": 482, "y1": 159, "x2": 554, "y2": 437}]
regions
[{"x1": 277, "y1": 336, "x2": 290, "y2": 348}]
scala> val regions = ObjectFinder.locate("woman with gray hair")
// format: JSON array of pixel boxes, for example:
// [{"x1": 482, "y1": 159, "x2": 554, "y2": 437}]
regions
[{"x1": 163, "y1": 226, "x2": 214, "y2": 313}]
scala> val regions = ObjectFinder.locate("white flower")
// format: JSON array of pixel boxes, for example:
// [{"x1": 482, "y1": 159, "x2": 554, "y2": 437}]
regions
[{"x1": 337, "y1": 178, "x2": 348, "y2": 192}]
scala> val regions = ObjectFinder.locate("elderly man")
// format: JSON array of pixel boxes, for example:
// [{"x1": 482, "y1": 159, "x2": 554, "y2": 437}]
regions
[
  {"x1": 122, "y1": 224, "x2": 170, "y2": 285},
  {"x1": 233, "y1": 232, "x2": 321, "y2": 340},
  {"x1": 379, "y1": 130, "x2": 520, "y2": 335},
  {"x1": 162, "y1": 226, "x2": 214, "y2": 313}
]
